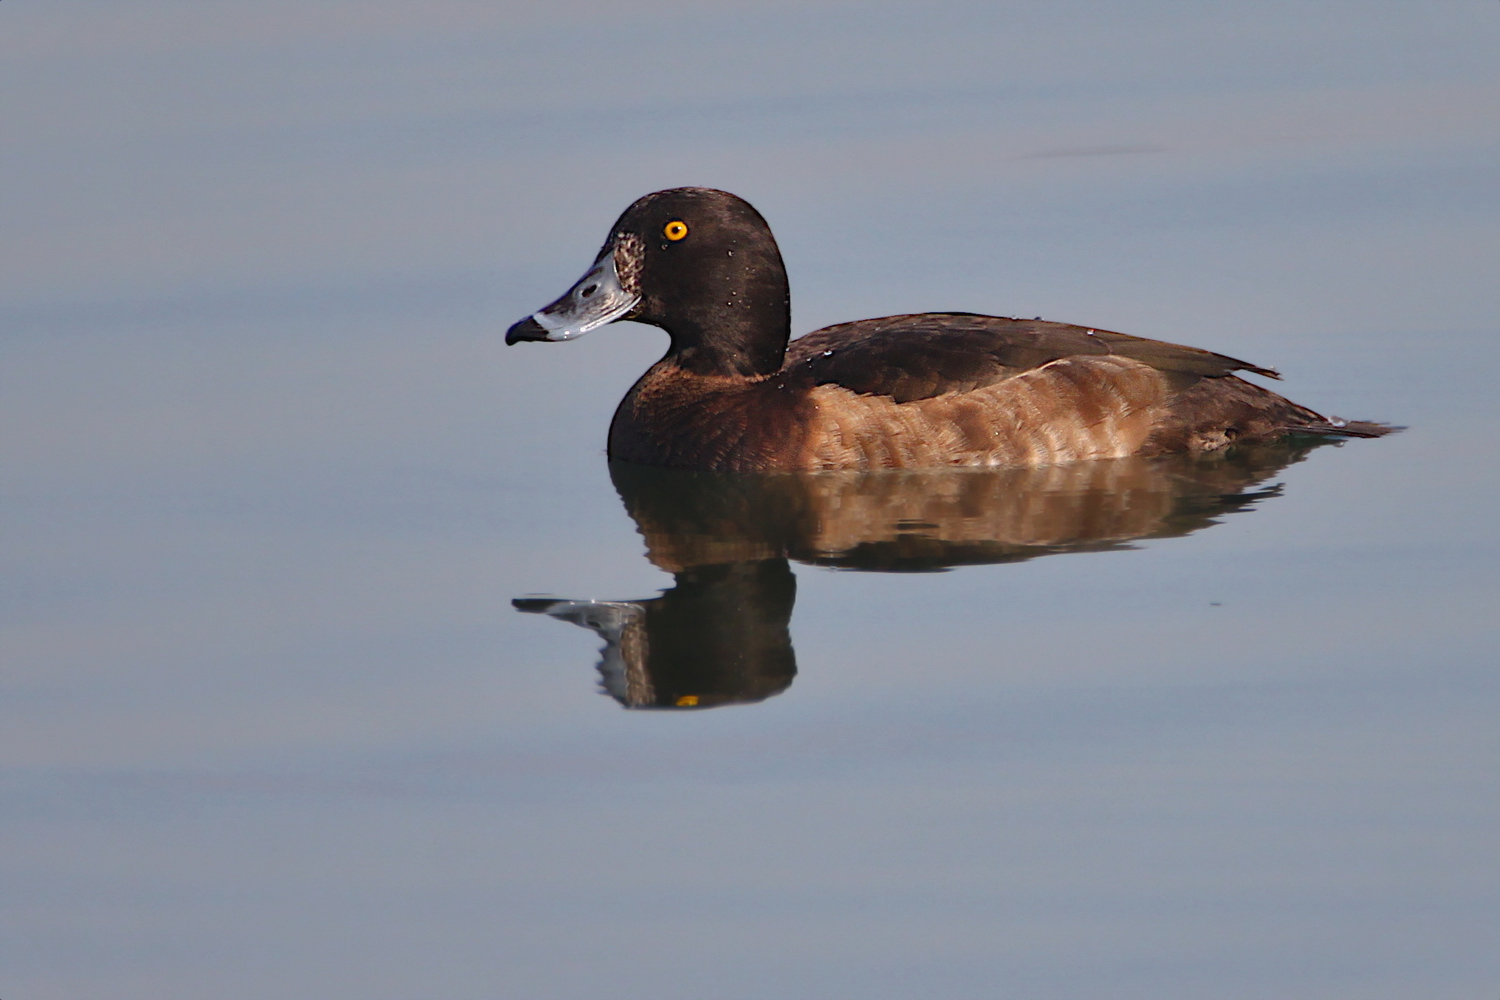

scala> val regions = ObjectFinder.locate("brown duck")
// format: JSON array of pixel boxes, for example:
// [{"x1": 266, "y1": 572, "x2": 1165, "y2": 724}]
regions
[{"x1": 506, "y1": 188, "x2": 1393, "y2": 471}]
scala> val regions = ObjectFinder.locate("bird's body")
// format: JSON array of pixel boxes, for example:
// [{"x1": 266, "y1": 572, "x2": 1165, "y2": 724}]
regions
[{"x1": 507, "y1": 188, "x2": 1392, "y2": 472}]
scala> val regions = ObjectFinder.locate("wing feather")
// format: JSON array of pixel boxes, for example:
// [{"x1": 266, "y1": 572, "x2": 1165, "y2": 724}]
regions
[{"x1": 779, "y1": 313, "x2": 1278, "y2": 403}]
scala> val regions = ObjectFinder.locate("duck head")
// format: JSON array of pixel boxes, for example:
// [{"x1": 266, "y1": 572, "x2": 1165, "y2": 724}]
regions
[{"x1": 506, "y1": 188, "x2": 792, "y2": 378}]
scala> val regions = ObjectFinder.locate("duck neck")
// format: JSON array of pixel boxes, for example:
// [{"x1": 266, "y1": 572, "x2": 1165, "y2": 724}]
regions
[
  {"x1": 657, "y1": 250, "x2": 791, "y2": 378},
  {"x1": 665, "y1": 311, "x2": 789, "y2": 379}
]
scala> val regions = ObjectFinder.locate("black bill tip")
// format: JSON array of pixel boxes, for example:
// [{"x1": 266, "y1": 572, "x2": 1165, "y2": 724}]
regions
[{"x1": 505, "y1": 316, "x2": 550, "y2": 344}]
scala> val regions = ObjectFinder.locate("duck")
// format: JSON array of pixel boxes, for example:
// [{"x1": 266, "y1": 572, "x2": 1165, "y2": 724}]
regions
[{"x1": 505, "y1": 187, "x2": 1393, "y2": 472}]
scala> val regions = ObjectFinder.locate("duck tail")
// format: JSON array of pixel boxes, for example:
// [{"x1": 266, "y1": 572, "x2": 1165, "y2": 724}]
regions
[{"x1": 1281, "y1": 415, "x2": 1403, "y2": 439}]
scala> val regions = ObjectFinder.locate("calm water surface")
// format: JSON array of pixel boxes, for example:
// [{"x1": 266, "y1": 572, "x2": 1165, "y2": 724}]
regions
[{"x1": 3, "y1": 4, "x2": 1499, "y2": 998}]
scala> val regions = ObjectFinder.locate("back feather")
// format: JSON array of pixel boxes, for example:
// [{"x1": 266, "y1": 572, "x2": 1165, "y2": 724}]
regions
[{"x1": 780, "y1": 313, "x2": 1279, "y2": 403}]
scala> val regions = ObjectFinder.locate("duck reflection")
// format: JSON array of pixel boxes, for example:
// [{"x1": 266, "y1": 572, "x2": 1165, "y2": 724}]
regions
[{"x1": 515, "y1": 441, "x2": 1332, "y2": 709}]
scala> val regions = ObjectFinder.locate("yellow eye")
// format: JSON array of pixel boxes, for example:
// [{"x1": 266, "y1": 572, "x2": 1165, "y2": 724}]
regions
[{"x1": 663, "y1": 220, "x2": 688, "y2": 241}]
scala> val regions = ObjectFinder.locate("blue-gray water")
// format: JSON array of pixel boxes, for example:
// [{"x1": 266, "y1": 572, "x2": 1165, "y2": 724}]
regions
[{"x1": 3, "y1": 3, "x2": 1498, "y2": 998}]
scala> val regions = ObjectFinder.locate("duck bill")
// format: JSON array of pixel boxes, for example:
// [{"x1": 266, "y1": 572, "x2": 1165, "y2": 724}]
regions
[{"x1": 505, "y1": 249, "x2": 640, "y2": 344}]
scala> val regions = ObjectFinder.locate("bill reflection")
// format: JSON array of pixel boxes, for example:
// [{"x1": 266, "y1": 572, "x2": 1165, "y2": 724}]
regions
[{"x1": 516, "y1": 442, "x2": 1333, "y2": 709}]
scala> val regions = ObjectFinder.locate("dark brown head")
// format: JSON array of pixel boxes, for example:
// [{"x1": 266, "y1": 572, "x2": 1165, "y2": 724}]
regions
[{"x1": 505, "y1": 188, "x2": 792, "y2": 378}]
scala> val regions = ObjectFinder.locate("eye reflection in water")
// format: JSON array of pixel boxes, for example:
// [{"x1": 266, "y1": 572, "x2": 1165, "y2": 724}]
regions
[{"x1": 514, "y1": 441, "x2": 1334, "y2": 710}]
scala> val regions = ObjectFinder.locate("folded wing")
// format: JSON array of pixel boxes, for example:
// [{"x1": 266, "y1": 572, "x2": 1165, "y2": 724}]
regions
[{"x1": 780, "y1": 313, "x2": 1279, "y2": 403}]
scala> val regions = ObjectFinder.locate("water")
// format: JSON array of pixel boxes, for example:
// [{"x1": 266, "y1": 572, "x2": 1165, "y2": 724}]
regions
[{"x1": 3, "y1": 4, "x2": 1498, "y2": 998}]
